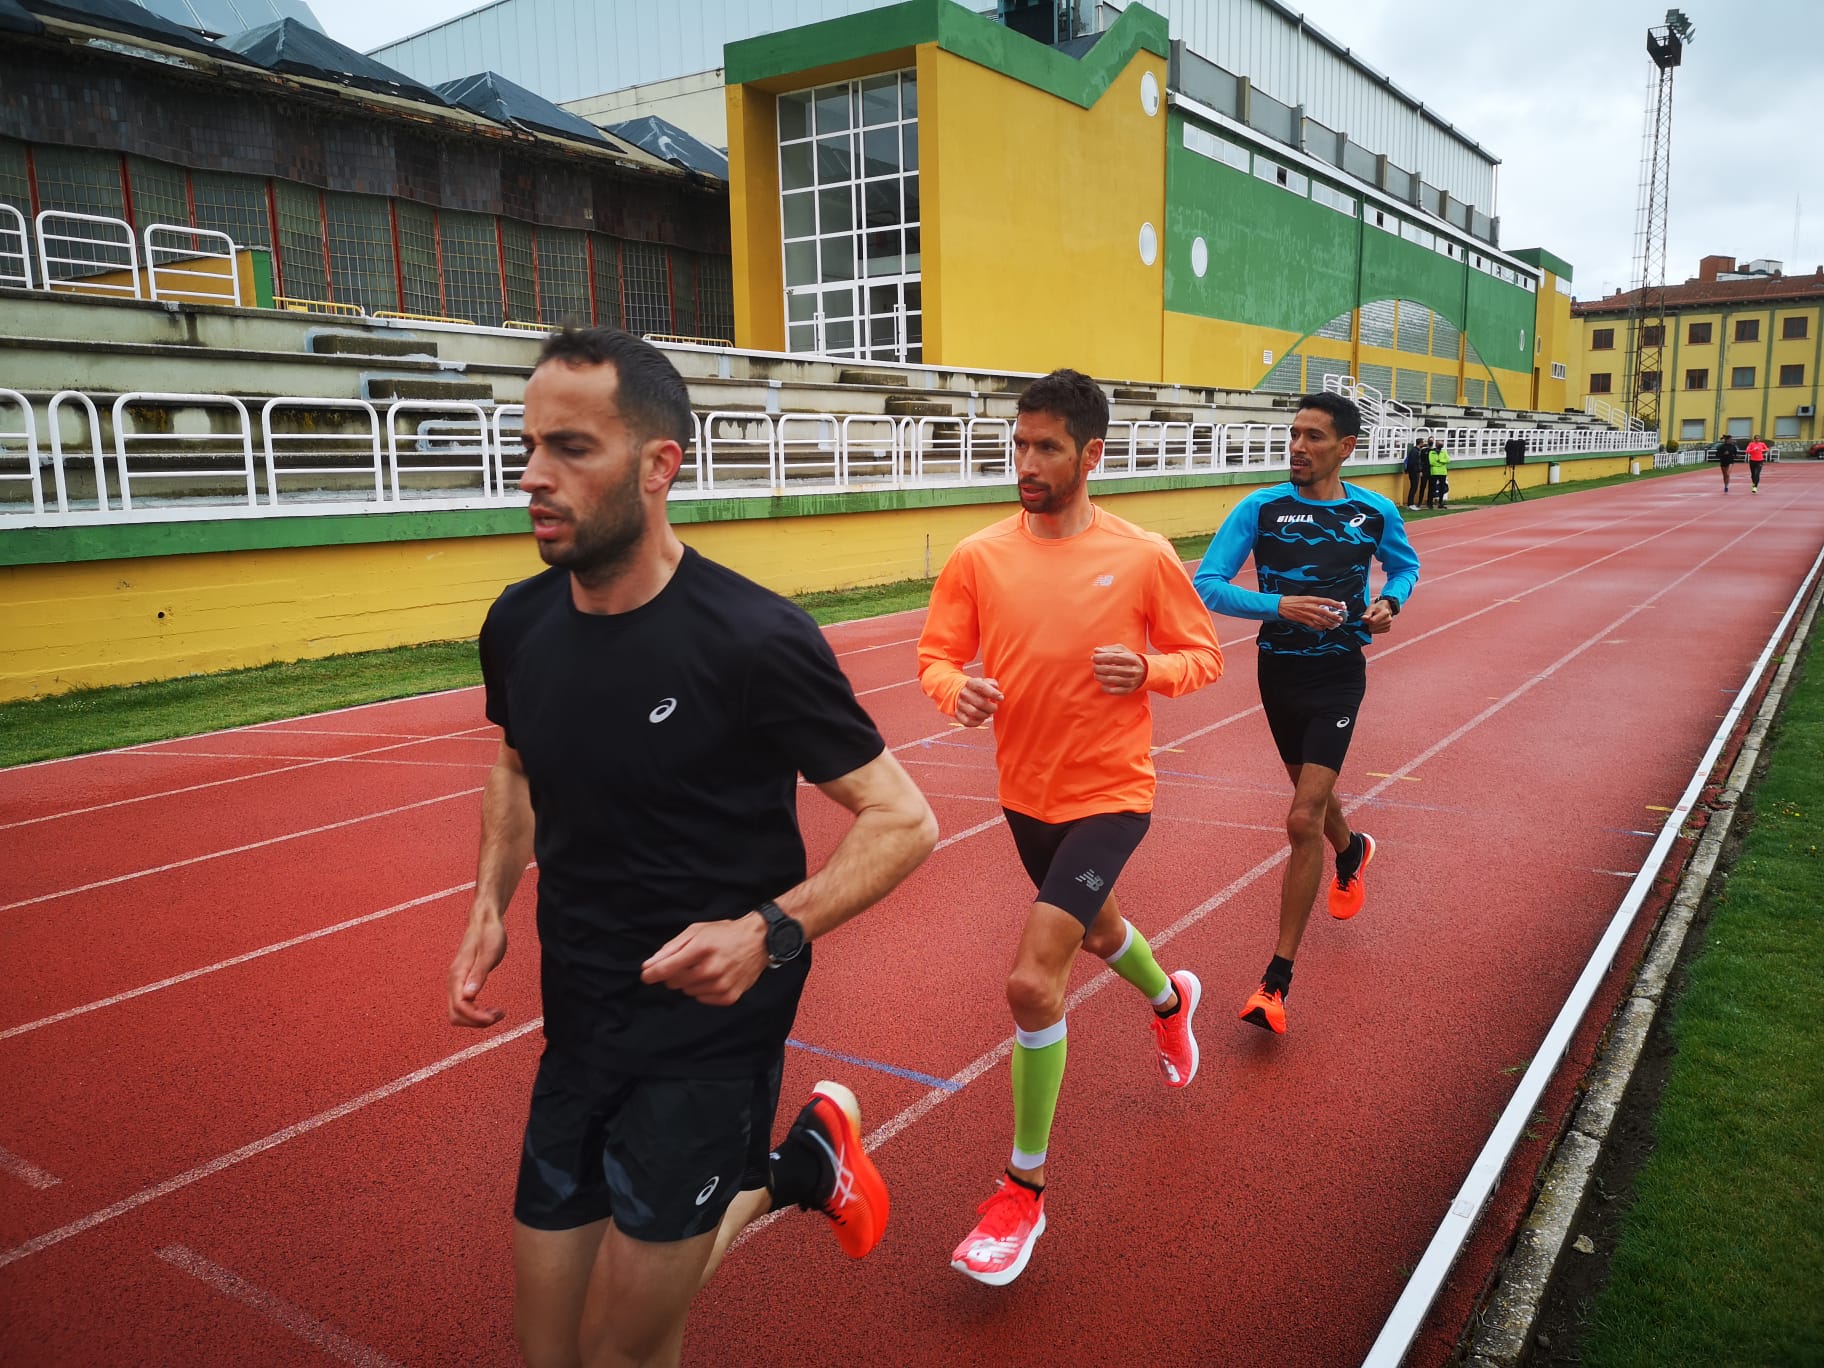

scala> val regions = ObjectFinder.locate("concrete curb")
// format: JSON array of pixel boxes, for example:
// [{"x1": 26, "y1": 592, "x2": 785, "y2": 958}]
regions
[{"x1": 1463, "y1": 572, "x2": 1824, "y2": 1368}]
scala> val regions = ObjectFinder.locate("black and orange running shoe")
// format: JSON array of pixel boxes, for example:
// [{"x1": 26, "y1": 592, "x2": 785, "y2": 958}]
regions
[
  {"x1": 1239, "y1": 982, "x2": 1288, "y2": 1034},
  {"x1": 1327, "y1": 832, "x2": 1376, "y2": 920},
  {"x1": 789, "y1": 1080, "x2": 889, "y2": 1257}
]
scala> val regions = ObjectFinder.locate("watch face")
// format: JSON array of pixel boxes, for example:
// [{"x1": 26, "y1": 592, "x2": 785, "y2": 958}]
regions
[{"x1": 766, "y1": 916, "x2": 805, "y2": 962}]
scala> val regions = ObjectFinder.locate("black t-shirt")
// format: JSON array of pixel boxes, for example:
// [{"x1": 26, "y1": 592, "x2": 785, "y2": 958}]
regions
[{"x1": 479, "y1": 548, "x2": 886, "y2": 1076}]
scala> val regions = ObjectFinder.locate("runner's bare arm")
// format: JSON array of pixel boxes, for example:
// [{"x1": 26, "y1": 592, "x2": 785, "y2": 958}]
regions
[
  {"x1": 447, "y1": 742, "x2": 533, "y2": 1028},
  {"x1": 640, "y1": 749, "x2": 937, "y2": 1005}
]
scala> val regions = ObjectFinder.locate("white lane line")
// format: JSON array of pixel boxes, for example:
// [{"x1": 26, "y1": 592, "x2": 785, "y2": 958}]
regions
[
  {"x1": 0, "y1": 726, "x2": 497, "y2": 832},
  {"x1": 0, "y1": 882, "x2": 479, "y2": 1044},
  {"x1": 0, "y1": 790, "x2": 480, "y2": 913},
  {"x1": 833, "y1": 634, "x2": 921, "y2": 657},
  {"x1": 0, "y1": 1144, "x2": 61, "y2": 1189},
  {"x1": 156, "y1": 1245, "x2": 403, "y2": 1368},
  {"x1": 0, "y1": 1019, "x2": 544, "y2": 1270}
]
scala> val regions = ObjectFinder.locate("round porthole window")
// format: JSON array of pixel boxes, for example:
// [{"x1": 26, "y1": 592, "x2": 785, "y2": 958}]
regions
[
  {"x1": 1191, "y1": 236, "x2": 1208, "y2": 278},
  {"x1": 1139, "y1": 222, "x2": 1158, "y2": 266},
  {"x1": 1140, "y1": 71, "x2": 1160, "y2": 116}
]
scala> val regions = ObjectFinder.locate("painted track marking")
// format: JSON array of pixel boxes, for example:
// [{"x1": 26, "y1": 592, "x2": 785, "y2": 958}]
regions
[
  {"x1": 156, "y1": 1245, "x2": 403, "y2": 1368},
  {"x1": 0, "y1": 1020, "x2": 545, "y2": 1270},
  {"x1": 0, "y1": 1143, "x2": 61, "y2": 1189},
  {"x1": 0, "y1": 789, "x2": 481, "y2": 913}
]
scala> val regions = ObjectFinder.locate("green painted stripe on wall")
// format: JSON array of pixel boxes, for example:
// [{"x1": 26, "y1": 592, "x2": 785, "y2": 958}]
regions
[{"x1": 726, "y1": 0, "x2": 1167, "y2": 107}]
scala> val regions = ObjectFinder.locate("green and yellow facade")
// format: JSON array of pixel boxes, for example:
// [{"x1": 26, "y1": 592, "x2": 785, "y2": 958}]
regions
[{"x1": 726, "y1": 0, "x2": 1572, "y2": 409}]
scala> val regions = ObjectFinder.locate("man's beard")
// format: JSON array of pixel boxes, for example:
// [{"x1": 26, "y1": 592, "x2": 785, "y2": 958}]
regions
[
  {"x1": 535, "y1": 460, "x2": 646, "y2": 583},
  {"x1": 1019, "y1": 462, "x2": 1085, "y2": 514}
]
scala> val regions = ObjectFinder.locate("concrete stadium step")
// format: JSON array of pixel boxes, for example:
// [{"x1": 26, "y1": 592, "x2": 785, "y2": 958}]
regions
[
  {"x1": 309, "y1": 332, "x2": 440, "y2": 360},
  {"x1": 363, "y1": 375, "x2": 496, "y2": 403}
]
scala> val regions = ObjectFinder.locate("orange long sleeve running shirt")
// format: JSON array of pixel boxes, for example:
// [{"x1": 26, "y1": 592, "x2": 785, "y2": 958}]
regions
[{"x1": 917, "y1": 507, "x2": 1225, "y2": 823}]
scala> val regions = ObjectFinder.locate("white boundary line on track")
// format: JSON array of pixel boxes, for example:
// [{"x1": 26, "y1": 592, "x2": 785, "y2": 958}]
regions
[
  {"x1": 0, "y1": 1019, "x2": 545, "y2": 1269},
  {"x1": 156, "y1": 1245, "x2": 404, "y2": 1368},
  {"x1": 1359, "y1": 539, "x2": 1824, "y2": 1368},
  {"x1": 0, "y1": 1143, "x2": 61, "y2": 1189},
  {"x1": 0, "y1": 883, "x2": 478, "y2": 1043},
  {"x1": 0, "y1": 789, "x2": 480, "y2": 913},
  {"x1": 0, "y1": 725, "x2": 498, "y2": 831}
]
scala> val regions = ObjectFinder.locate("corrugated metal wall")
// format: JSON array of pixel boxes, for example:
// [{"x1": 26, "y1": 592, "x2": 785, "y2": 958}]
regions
[
  {"x1": 1110, "y1": 0, "x2": 1494, "y2": 207},
  {"x1": 374, "y1": 0, "x2": 1495, "y2": 207},
  {"x1": 371, "y1": 0, "x2": 915, "y2": 106}
]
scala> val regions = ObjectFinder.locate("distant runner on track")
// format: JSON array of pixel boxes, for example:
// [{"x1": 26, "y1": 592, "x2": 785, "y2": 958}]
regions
[
  {"x1": 1193, "y1": 390, "x2": 1420, "y2": 1036},
  {"x1": 917, "y1": 368, "x2": 1225, "y2": 1286},
  {"x1": 447, "y1": 328, "x2": 937, "y2": 1368}
]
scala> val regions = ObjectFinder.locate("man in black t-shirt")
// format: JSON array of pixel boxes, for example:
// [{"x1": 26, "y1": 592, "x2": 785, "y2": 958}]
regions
[{"x1": 447, "y1": 329, "x2": 937, "y2": 1368}]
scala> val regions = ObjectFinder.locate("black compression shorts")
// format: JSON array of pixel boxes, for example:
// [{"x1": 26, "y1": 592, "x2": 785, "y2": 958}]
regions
[
  {"x1": 1257, "y1": 649, "x2": 1368, "y2": 772},
  {"x1": 1002, "y1": 808, "x2": 1151, "y2": 930},
  {"x1": 514, "y1": 1048, "x2": 782, "y2": 1241}
]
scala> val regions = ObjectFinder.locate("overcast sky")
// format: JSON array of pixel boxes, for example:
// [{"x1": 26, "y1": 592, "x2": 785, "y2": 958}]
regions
[{"x1": 305, "y1": 0, "x2": 1823, "y2": 301}]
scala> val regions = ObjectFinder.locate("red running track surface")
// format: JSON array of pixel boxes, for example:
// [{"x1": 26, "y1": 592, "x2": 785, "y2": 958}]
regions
[{"x1": 2, "y1": 465, "x2": 1821, "y2": 1367}]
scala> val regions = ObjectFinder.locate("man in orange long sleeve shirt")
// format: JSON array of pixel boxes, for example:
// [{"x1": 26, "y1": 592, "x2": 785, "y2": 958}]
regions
[{"x1": 917, "y1": 369, "x2": 1225, "y2": 1286}]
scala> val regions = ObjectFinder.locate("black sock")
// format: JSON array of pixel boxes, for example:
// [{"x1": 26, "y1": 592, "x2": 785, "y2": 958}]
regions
[
  {"x1": 1336, "y1": 832, "x2": 1365, "y2": 882},
  {"x1": 1264, "y1": 955, "x2": 1294, "y2": 996},
  {"x1": 1005, "y1": 1168, "x2": 1044, "y2": 1196},
  {"x1": 1153, "y1": 989, "x2": 1182, "y2": 1019},
  {"x1": 768, "y1": 1107, "x2": 830, "y2": 1211}
]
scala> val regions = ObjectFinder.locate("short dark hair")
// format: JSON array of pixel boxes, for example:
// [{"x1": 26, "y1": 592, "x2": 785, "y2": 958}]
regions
[
  {"x1": 1293, "y1": 390, "x2": 1362, "y2": 440},
  {"x1": 1017, "y1": 368, "x2": 1110, "y2": 451},
  {"x1": 536, "y1": 327, "x2": 692, "y2": 449}
]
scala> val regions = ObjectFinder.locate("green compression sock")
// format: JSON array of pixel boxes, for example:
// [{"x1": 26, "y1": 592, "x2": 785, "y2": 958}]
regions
[
  {"x1": 1104, "y1": 919, "x2": 1173, "y2": 1007},
  {"x1": 1010, "y1": 1019, "x2": 1068, "y2": 1170}
]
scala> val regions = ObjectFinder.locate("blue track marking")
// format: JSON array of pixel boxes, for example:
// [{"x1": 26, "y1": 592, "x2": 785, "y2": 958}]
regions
[{"x1": 786, "y1": 1038, "x2": 959, "y2": 1092}]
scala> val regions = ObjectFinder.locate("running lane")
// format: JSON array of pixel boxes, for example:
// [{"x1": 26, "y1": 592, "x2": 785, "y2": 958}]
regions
[{"x1": 2, "y1": 465, "x2": 1820, "y2": 1367}]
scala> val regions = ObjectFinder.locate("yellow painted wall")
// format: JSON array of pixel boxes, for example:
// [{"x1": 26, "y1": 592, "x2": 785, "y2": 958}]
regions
[
  {"x1": 920, "y1": 44, "x2": 1167, "y2": 379},
  {"x1": 1162, "y1": 312, "x2": 1303, "y2": 391},
  {"x1": 2, "y1": 475, "x2": 1392, "y2": 700},
  {"x1": 1532, "y1": 276, "x2": 1574, "y2": 413},
  {"x1": 727, "y1": 81, "x2": 786, "y2": 352}
]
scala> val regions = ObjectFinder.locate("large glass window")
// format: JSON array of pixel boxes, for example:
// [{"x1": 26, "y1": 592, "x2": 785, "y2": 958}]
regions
[{"x1": 778, "y1": 70, "x2": 919, "y2": 362}]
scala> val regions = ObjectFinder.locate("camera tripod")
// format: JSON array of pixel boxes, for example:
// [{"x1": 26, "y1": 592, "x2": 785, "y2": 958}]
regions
[{"x1": 1497, "y1": 462, "x2": 1526, "y2": 502}]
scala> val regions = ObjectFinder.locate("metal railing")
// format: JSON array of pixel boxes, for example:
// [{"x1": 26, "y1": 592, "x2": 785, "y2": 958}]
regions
[
  {"x1": 1324, "y1": 370, "x2": 1415, "y2": 427},
  {"x1": 0, "y1": 387, "x2": 1655, "y2": 528},
  {"x1": 1585, "y1": 395, "x2": 1647, "y2": 433},
  {"x1": 145, "y1": 224, "x2": 241, "y2": 306},
  {"x1": 36, "y1": 210, "x2": 140, "y2": 299},
  {"x1": 0, "y1": 204, "x2": 32, "y2": 290}
]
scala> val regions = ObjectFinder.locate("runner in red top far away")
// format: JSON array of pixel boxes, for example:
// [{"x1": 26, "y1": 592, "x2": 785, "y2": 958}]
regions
[{"x1": 917, "y1": 368, "x2": 1225, "y2": 1287}]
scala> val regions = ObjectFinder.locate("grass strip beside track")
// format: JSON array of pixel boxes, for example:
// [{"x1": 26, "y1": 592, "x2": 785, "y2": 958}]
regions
[
  {"x1": 1579, "y1": 633, "x2": 1824, "y2": 1368},
  {"x1": 0, "y1": 465, "x2": 1692, "y2": 769}
]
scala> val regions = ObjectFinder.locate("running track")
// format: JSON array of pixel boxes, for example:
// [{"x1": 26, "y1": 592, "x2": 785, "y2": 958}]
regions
[{"x1": 4, "y1": 465, "x2": 1821, "y2": 1367}]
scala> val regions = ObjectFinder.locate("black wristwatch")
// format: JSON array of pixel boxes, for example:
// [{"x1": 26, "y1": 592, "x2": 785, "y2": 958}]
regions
[
  {"x1": 1376, "y1": 595, "x2": 1401, "y2": 616},
  {"x1": 756, "y1": 900, "x2": 806, "y2": 968}
]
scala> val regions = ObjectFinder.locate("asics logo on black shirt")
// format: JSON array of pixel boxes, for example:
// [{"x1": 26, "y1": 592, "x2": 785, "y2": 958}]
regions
[{"x1": 649, "y1": 697, "x2": 678, "y2": 723}]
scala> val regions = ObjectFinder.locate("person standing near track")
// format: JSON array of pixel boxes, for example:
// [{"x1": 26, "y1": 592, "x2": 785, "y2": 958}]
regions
[
  {"x1": 1193, "y1": 391, "x2": 1420, "y2": 1035},
  {"x1": 1426, "y1": 436, "x2": 1451, "y2": 508},
  {"x1": 1716, "y1": 434, "x2": 1739, "y2": 492},
  {"x1": 447, "y1": 328, "x2": 938, "y2": 1368},
  {"x1": 916, "y1": 368, "x2": 1224, "y2": 1287},
  {"x1": 1746, "y1": 434, "x2": 1769, "y2": 492},
  {"x1": 1403, "y1": 435, "x2": 1429, "y2": 510}
]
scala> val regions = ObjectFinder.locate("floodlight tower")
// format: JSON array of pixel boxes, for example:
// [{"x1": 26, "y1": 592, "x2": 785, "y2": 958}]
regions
[{"x1": 1625, "y1": 8, "x2": 1695, "y2": 435}]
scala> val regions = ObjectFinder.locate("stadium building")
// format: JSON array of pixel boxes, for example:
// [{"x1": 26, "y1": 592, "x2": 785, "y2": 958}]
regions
[{"x1": 1572, "y1": 255, "x2": 1824, "y2": 452}]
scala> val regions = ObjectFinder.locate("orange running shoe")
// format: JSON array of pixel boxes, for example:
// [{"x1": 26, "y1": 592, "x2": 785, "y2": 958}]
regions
[
  {"x1": 1239, "y1": 983, "x2": 1288, "y2": 1034},
  {"x1": 1150, "y1": 969, "x2": 1203, "y2": 1088},
  {"x1": 792, "y1": 1080, "x2": 889, "y2": 1257},
  {"x1": 1327, "y1": 832, "x2": 1376, "y2": 920},
  {"x1": 951, "y1": 1176, "x2": 1047, "y2": 1286}
]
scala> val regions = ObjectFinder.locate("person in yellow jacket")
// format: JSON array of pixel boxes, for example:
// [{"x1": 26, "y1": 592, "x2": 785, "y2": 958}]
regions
[{"x1": 1426, "y1": 438, "x2": 1451, "y2": 508}]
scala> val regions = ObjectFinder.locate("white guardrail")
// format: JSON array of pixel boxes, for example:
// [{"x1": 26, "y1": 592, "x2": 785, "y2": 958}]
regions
[
  {"x1": 12, "y1": 211, "x2": 243, "y2": 306},
  {"x1": 0, "y1": 387, "x2": 1653, "y2": 528}
]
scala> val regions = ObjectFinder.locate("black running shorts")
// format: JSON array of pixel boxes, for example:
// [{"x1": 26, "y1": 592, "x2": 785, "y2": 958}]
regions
[
  {"x1": 513, "y1": 1048, "x2": 783, "y2": 1242},
  {"x1": 1257, "y1": 649, "x2": 1368, "y2": 772},
  {"x1": 1002, "y1": 808, "x2": 1152, "y2": 930}
]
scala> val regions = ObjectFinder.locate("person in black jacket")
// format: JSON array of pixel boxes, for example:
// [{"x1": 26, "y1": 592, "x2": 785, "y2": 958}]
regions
[{"x1": 1403, "y1": 435, "x2": 1429, "y2": 510}]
